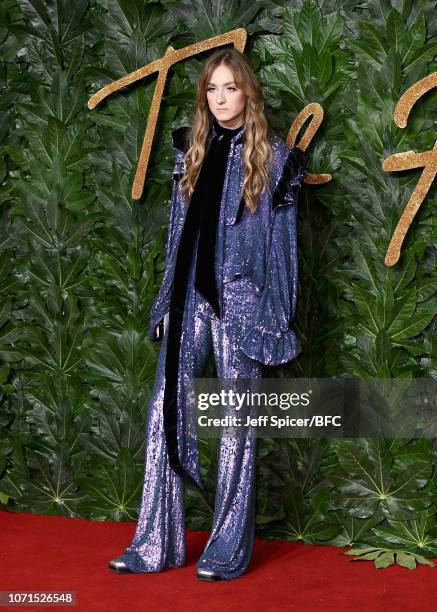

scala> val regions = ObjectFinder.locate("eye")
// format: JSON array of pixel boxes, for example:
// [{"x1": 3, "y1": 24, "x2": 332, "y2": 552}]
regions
[{"x1": 227, "y1": 87, "x2": 237, "y2": 91}]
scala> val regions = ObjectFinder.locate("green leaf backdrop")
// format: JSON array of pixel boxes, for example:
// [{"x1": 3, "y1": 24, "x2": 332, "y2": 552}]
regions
[{"x1": 1, "y1": 0, "x2": 436, "y2": 557}]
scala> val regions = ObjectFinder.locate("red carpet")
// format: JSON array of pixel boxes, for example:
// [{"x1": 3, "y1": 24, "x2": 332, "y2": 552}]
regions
[{"x1": 0, "y1": 509, "x2": 435, "y2": 611}]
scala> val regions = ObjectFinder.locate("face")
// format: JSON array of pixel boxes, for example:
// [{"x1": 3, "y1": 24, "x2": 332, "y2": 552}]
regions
[{"x1": 206, "y1": 63, "x2": 247, "y2": 129}]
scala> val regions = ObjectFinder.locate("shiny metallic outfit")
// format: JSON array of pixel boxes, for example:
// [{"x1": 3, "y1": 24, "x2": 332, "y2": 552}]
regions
[{"x1": 115, "y1": 122, "x2": 308, "y2": 580}]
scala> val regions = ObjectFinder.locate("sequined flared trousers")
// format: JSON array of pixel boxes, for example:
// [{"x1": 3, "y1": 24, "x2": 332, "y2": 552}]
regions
[{"x1": 117, "y1": 271, "x2": 264, "y2": 580}]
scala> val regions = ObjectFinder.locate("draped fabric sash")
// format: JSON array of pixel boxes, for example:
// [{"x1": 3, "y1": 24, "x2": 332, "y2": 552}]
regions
[{"x1": 163, "y1": 120, "x2": 243, "y2": 484}]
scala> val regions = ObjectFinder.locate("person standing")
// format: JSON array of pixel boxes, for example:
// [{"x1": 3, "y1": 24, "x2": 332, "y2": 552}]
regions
[{"x1": 109, "y1": 47, "x2": 308, "y2": 581}]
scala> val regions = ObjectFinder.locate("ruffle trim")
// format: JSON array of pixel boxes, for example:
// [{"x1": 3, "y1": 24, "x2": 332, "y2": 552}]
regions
[
  {"x1": 171, "y1": 125, "x2": 191, "y2": 153},
  {"x1": 240, "y1": 326, "x2": 303, "y2": 366},
  {"x1": 272, "y1": 146, "x2": 308, "y2": 209}
]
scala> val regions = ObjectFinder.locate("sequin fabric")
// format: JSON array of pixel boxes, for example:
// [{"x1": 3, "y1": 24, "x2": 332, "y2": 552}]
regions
[
  {"x1": 149, "y1": 124, "x2": 308, "y2": 370},
  {"x1": 114, "y1": 125, "x2": 308, "y2": 580},
  {"x1": 162, "y1": 120, "x2": 245, "y2": 485},
  {"x1": 118, "y1": 268, "x2": 263, "y2": 577}
]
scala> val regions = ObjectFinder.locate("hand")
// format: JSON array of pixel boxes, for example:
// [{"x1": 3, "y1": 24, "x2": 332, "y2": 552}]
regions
[
  {"x1": 154, "y1": 320, "x2": 164, "y2": 341},
  {"x1": 153, "y1": 313, "x2": 168, "y2": 342}
]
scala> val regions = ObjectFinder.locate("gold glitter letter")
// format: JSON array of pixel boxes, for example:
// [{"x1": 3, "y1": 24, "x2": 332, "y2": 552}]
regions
[
  {"x1": 382, "y1": 72, "x2": 437, "y2": 266},
  {"x1": 88, "y1": 30, "x2": 247, "y2": 200},
  {"x1": 286, "y1": 102, "x2": 330, "y2": 185}
]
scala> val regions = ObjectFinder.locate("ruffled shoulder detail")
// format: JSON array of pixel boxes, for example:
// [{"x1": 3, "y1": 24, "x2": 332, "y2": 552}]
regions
[
  {"x1": 241, "y1": 326, "x2": 303, "y2": 366},
  {"x1": 272, "y1": 146, "x2": 309, "y2": 209},
  {"x1": 171, "y1": 126, "x2": 191, "y2": 153}
]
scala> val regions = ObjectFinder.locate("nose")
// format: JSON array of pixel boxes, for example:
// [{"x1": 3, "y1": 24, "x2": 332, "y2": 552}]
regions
[{"x1": 216, "y1": 89, "x2": 226, "y2": 103}]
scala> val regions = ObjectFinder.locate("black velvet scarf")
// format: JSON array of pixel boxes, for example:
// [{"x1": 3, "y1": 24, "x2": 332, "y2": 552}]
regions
[
  {"x1": 163, "y1": 118, "x2": 243, "y2": 486},
  {"x1": 194, "y1": 119, "x2": 243, "y2": 316}
]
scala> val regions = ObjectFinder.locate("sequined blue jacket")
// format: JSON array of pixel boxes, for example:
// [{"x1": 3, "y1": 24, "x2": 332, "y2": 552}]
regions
[{"x1": 148, "y1": 123, "x2": 308, "y2": 366}]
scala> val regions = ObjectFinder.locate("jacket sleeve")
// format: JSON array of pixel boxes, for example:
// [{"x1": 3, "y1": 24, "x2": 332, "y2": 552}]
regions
[
  {"x1": 240, "y1": 146, "x2": 308, "y2": 365},
  {"x1": 148, "y1": 147, "x2": 184, "y2": 341}
]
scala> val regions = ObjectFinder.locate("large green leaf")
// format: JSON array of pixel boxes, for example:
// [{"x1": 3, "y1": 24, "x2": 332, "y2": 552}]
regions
[
  {"x1": 0, "y1": 0, "x2": 435, "y2": 559},
  {"x1": 331, "y1": 439, "x2": 433, "y2": 520}
]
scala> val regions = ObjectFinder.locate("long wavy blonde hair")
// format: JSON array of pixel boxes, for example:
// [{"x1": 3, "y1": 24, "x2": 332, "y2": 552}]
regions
[{"x1": 179, "y1": 48, "x2": 273, "y2": 214}]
